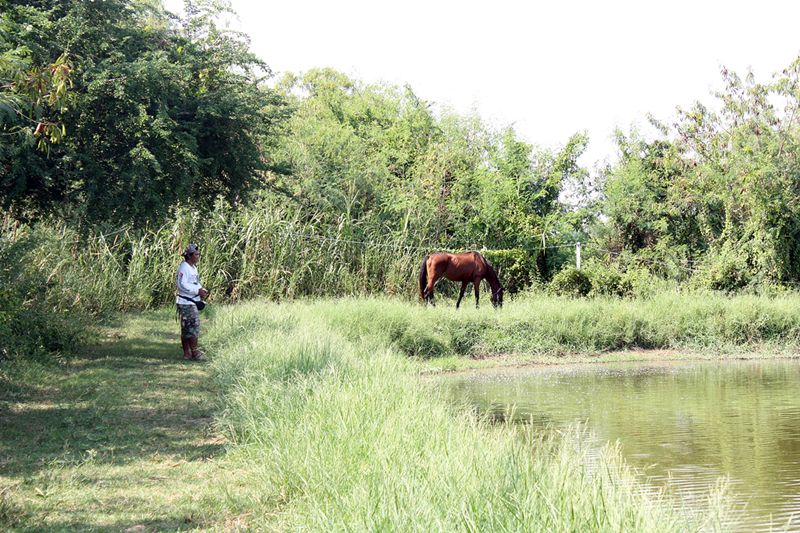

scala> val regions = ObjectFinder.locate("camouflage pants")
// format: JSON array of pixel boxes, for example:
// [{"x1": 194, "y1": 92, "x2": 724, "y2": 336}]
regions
[{"x1": 177, "y1": 304, "x2": 200, "y2": 339}]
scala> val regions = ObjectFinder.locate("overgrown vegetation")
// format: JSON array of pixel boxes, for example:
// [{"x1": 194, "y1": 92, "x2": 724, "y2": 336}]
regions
[
  {"x1": 3, "y1": 0, "x2": 800, "y2": 364},
  {"x1": 3, "y1": 2, "x2": 800, "y2": 290},
  {"x1": 204, "y1": 300, "x2": 729, "y2": 530},
  {"x1": 4, "y1": 0, "x2": 798, "y2": 529},
  {"x1": 320, "y1": 295, "x2": 800, "y2": 360},
  {"x1": 0, "y1": 219, "x2": 91, "y2": 361}
]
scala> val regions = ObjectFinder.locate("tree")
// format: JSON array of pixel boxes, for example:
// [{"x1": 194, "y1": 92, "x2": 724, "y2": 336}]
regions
[
  {"x1": 596, "y1": 56, "x2": 800, "y2": 286},
  {"x1": 0, "y1": 0, "x2": 289, "y2": 225}
]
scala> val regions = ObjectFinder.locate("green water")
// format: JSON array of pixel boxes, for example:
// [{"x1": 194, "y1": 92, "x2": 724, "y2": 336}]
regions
[{"x1": 447, "y1": 359, "x2": 800, "y2": 531}]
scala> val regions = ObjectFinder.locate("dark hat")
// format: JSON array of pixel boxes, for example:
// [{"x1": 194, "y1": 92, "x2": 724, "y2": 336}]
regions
[{"x1": 182, "y1": 243, "x2": 200, "y2": 257}]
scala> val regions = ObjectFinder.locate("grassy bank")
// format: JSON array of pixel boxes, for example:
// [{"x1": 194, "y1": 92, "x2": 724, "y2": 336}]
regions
[
  {"x1": 203, "y1": 299, "x2": 730, "y2": 530},
  {"x1": 318, "y1": 293, "x2": 800, "y2": 371}
]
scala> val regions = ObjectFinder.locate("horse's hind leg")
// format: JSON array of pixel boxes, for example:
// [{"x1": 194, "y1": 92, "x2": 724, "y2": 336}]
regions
[
  {"x1": 456, "y1": 281, "x2": 468, "y2": 309},
  {"x1": 424, "y1": 289, "x2": 435, "y2": 306},
  {"x1": 423, "y1": 284, "x2": 435, "y2": 306}
]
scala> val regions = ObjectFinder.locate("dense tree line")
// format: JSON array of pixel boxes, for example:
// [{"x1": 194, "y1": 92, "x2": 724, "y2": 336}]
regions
[
  {"x1": 599, "y1": 62, "x2": 800, "y2": 289},
  {"x1": 4, "y1": 0, "x2": 800, "y2": 294},
  {"x1": 267, "y1": 68, "x2": 589, "y2": 277}
]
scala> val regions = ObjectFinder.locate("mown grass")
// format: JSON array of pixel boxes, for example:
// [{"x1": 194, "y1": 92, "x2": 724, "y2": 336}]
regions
[{"x1": 0, "y1": 310, "x2": 231, "y2": 531}]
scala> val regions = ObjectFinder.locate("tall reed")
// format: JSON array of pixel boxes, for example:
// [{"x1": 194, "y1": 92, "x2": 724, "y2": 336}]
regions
[{"x1": 4, "y1": 200, "x2": 426, "y2": 315}]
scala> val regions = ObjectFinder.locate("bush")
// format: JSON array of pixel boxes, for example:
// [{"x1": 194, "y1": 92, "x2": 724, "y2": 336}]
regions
[
  {"x1": 0, "y1": 226, "x2": 93, "y2": 362},
  {"x1": 482, "y1": 249, "x2": 536, "y2": 294},
  {"x1": 585, "y1": 261, "x2": 626, "y2": 297},
  {"x1": 693, "y1": 249, "x2": 753, "y2": 292},
  {"x1": 620, "y1": 267, "x2": 673, "y2": 298},
  {"x1": 578, "y1": 258, "x2": 676, "y2": 299},
  {"x1": 550, "y1": 267, "x2": 592, "y2": 297}
]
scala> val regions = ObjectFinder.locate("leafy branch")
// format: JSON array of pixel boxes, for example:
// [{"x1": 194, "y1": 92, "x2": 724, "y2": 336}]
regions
[{"x1": 0, "y1": 51, "x2": 73, "y2": 151}]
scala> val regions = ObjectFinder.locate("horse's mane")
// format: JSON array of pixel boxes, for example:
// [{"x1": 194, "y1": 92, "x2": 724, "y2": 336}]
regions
[{"x1": 480, "y1": 253, "x2": 501, "y2": 290}]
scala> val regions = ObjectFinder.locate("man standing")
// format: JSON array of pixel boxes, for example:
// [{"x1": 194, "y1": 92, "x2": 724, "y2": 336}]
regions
[{"x1": 176, "y1": 243, "x2": 209, "y2": 361}]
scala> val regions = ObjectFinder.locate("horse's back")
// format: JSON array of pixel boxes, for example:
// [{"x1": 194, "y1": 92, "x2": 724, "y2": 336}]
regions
[
  {"x1": 456, "y1": 251, "x2": 488, "y2": 275},
  {"x1": 426, "y1": 251, "x2": 486, "y2": 281}
]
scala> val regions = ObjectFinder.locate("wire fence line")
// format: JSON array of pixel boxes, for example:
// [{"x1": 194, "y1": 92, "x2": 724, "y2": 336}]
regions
[
  {"x1": 213, "y1": 229, "x2": 711, "y2": 278},
  {"x1": 49, "y1": 223, "x2": 590, "y2": 255},
  {"x1": 0, "y1": 214, "x2": 652, "y2": 259},
  {"x1": 1, "y1": 217, "x2": 723, "y2": 278},
  {"x1": 213, "y1": 228, "x2": 715, "y2": 277},
  {"x1": 10, "y1": 213, "x2": 800, "y2": 284}
]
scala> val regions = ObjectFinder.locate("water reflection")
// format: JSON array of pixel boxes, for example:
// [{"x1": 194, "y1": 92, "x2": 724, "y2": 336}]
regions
[{"x1": 446, "y1": 359, "x2": 800, "y2": 532}]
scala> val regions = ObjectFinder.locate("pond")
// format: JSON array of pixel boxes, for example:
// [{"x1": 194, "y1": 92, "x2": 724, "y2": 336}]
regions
[{"x1": 446, "y1": 358, "x2": 800, "y2": 532}]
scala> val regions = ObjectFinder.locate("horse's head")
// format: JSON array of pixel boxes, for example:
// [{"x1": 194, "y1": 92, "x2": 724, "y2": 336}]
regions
[{"x1": 491, "y1": 286, "x2": 504, "y2": 308}]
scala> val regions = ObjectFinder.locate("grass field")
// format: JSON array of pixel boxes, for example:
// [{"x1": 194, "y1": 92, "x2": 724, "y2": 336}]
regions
[
  {"x1": 5, "y1": 294, "x2": 780, "y2": 530},
  {"x1": 319, "y1": 293, "x2": 800, "y2": 371}
]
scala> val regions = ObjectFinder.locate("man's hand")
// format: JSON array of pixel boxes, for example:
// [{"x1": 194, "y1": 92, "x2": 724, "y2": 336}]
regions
[{"x1": 199, "y1": 288, "x2": 210, "y2": 299}]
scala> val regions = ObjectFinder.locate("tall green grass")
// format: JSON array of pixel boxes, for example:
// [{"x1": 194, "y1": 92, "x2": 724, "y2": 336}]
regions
[
  {"x1": 7, "y1": 204, "x2": 800, "y2": 363},
  {"x1": 204, "y1": 300, "x2": 727, "y2": 530},
  {"x1": 3, "y1": 201, "x2": 424, "y2": 316},
  {"x1": 315, "y1": 294, "x2": 800, "y2": 358},
  {"x1": 0, "y1": 218, "x2": 92, "y2": 360}
]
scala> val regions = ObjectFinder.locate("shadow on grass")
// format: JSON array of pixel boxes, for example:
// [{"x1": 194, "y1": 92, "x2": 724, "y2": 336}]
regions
[
  {"x1": 11, "y1": 512, "x2": 204, "y2": 533},
  {"x1": 0, "y1": 311, "x2": 223, "y2": 478}
]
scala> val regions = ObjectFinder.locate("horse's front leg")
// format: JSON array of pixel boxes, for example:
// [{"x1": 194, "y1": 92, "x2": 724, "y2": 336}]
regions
[
  {"x1": 474, "y1": 278, "x2": 482, "y2": 308},
  {"x1": 456, "y1": 281, "x2": 468, "y2": 309}
]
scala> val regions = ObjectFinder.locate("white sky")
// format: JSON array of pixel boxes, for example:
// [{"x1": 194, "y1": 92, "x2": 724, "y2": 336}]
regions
[{"x1": 168, "y1": 0, "x2": 800, "y2": 166}]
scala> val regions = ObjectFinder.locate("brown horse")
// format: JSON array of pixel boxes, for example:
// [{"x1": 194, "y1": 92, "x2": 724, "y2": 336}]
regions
[{"x1": 419, "y1": 251, "x2": 504, "y2": 308}]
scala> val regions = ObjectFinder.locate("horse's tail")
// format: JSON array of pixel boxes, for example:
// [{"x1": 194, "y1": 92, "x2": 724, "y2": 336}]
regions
[{"x1": 418, "y1": 255, "x2": 429, "y2": 300}]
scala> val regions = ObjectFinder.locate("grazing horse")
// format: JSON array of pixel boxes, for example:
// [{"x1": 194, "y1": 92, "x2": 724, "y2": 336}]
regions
[{"x1": 419, "y1": 251, "x2": 504, "y2": 308}]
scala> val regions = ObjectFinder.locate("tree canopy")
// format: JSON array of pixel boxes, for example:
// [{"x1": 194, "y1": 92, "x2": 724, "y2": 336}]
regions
[{"x1": 1, "y1": 0, "x2": 288, "y2": 225}]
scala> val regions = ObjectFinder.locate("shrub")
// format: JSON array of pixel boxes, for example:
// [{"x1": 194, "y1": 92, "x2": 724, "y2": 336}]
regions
[
  {"x1": 0, "y1": 226, "x2": 93, "y2": 362},
  {"x1": 585, "y1": 261, "x2": 625, "y2": 297},
  {"x1": 550, "y1": 267, "x2": 592, "y2": 297},
  {"x1": 619, "y1": 267, "x2": 672, "y2": 298},
  {"x1": 580, "y1": 258, "x2": 676, "y2": 299},
  {"x1": 693, "y1": 249, "x2": 753, "y2": 292},
  {"x1": 482, "y1": 249, "x2": 536, "y2": 294}
]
